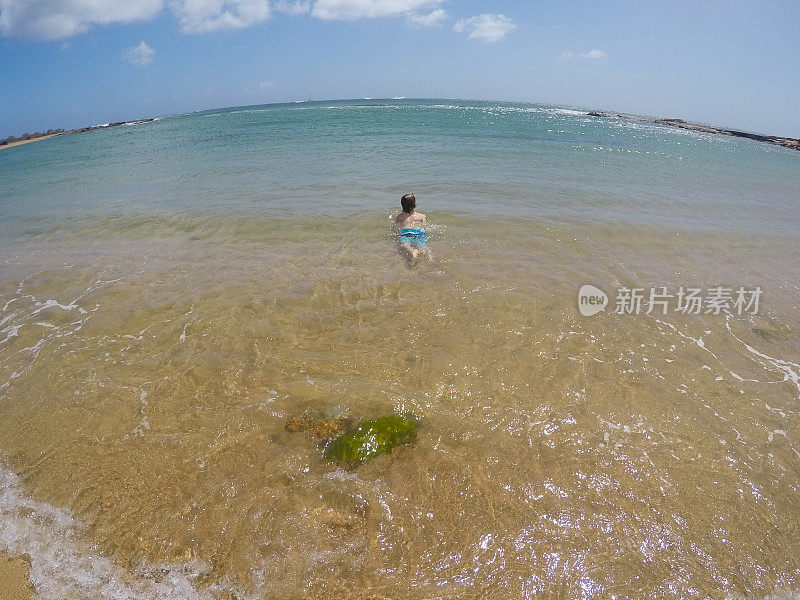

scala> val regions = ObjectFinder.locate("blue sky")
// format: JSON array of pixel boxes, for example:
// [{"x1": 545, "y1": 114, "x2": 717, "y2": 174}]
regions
[{"x1": 1, "y1": 0, "x2": 798, "y2": 138}]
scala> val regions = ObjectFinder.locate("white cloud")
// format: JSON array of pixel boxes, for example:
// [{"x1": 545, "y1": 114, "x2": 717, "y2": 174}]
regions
[
  {"x1": 0, "y1": 0, "x2": 163, "y2": 40},
  {"x1": 258, "y1": 79, "x2": 274, "y2": 90},
  {"x1": 0, "y1": 0, "x2": 447, "y2": 39},
  {"x1": 559, "y1": 49, "x2": 608, "y2": 60},
  {"x1": 407, "y1": 8, "x2": 445, "y2": 27},
  {"x1": 272, "y1": 0, "x2": 311, "y2": 14},
  {"x1": 311, "y1": 0, "x2": 442, "y2": 20},
  {"x1": 453, "y1": 13, "x2": 515, "y2": 43},
  {"x1": 123, "y1": 40, "x2": 156, "y2": 66},
  {"x1": 170, "y1": 0, "x2": 271, "y2": 33}
]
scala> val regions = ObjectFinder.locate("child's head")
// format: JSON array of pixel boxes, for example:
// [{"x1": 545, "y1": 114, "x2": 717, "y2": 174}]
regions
[{"x1": 401, "y1": 193, "x2": 416, "y2": 213}]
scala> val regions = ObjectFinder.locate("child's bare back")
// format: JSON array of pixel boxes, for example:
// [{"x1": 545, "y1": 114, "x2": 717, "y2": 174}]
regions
[
  {"x1": 395, "y1": 210, "x2": 426, "y2": 228},
  {"x1": 395, "y1": 193, "x2": 430, "y2": 262}
]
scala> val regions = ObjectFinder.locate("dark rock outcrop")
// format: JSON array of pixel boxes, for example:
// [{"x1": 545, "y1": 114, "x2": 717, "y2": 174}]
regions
[
  {"x1": 654, "y1": 118, "x2": 800, "y2": 150},
  {"x1": 587, "y1": 111, "x2": 799, "y2": 151},
  {"x1": 64, "y1": 118, "x2": 155, "y2": 137}
]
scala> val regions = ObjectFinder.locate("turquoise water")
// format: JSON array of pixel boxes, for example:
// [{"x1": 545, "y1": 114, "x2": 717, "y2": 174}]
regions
[
  {"x1": 1, "y1": 99, "x2": 799, "y2": 600},
  {"x1": 2, "y1": 99, "x2": 799, "y2": 233}
]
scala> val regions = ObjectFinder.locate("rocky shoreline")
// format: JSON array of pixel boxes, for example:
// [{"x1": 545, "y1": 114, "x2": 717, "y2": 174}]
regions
[
  {"x1": 65, "y1": 117, "x2": 155, "y2": 135},
  {"x1": 587, "y1": 111, "x2": 800, "y2": 151},
  {"x1": 0, "y1": 118, "x2": 155, "y2": 149}
]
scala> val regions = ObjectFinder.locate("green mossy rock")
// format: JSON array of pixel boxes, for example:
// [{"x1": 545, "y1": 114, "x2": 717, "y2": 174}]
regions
[{"x1": 324, "y1": 415, "x2": 417, "y2": 464}]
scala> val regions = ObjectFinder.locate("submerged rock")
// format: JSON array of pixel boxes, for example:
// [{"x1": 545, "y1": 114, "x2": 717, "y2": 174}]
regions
[
  {"x1": 324, "y1": 415, "x2": 418, "y2": 465},
  {"x1": 286, "y1": 414, "x2": 348, "y2": 437},
  {"x1": 311, "y1": 506, "x2": 360, "y2": 529},
  {"x1": 752, "y1": 326, "x2": 793, "y2": 341}
]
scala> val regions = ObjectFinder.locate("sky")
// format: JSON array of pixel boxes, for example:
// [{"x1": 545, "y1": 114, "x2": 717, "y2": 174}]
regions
[{"x1": 1, "y1": 0, "x2": 799, "y2": 138}]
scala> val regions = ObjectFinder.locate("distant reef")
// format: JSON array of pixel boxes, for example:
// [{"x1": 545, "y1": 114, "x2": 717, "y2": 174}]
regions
[
  {"x1": 1, "y1": 118, "x2": 154, "y2": 147},
  {"x1": 586, "y1": 111, "x2": 800, "y2": 152}
]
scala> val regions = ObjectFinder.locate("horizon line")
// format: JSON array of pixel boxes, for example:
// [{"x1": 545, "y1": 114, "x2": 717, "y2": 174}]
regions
[{"x1": 3, "y1": 97, "x2": 797, "y2": 147}]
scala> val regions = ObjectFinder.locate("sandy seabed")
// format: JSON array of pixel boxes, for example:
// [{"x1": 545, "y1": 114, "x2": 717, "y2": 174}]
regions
[{"x1": 0, "y1": 552, "x2": 34, "y2": 600}]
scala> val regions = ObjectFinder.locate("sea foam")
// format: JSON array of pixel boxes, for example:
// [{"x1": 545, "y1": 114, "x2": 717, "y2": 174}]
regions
[{"x1": 0, "y1": 465, "x2": 211, "y2": 600}]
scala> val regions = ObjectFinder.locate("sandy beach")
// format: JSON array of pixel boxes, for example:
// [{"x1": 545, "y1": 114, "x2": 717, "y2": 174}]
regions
[
  {"x1": 0, "y1": 552, "x2": 34, "y2": 600},
  {"x1": 0, "y1": 132, "x2": 63, "y2": 150}
]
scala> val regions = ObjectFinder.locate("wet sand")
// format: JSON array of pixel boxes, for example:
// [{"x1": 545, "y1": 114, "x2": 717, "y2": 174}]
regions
[
  {"x1": 0, "y1": 214, "x2": 799, "y2": 599},
  {"x1": 0, "y1": 552, "x2": 34, "y2": 600}
]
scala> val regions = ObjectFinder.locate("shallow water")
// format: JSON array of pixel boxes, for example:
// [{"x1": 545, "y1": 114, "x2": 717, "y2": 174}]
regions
[{"x1": 1, "y1": 99, "x2": 799, "y2": 599}]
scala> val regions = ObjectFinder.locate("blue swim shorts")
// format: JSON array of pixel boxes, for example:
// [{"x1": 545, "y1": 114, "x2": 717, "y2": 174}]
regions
[{"x1": 398, "y1": 228, "x2": 428, "y2": 247}]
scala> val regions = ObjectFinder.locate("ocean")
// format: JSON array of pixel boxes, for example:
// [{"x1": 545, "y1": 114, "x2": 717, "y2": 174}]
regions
[{"x1": 0, "y1": 98, "x2": 799, "y2": 599}]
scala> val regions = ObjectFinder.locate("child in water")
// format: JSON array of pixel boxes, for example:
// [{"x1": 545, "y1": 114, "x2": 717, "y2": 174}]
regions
[{"x1": 395, "y1": 192, "x2": 430, "y2": 262}]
